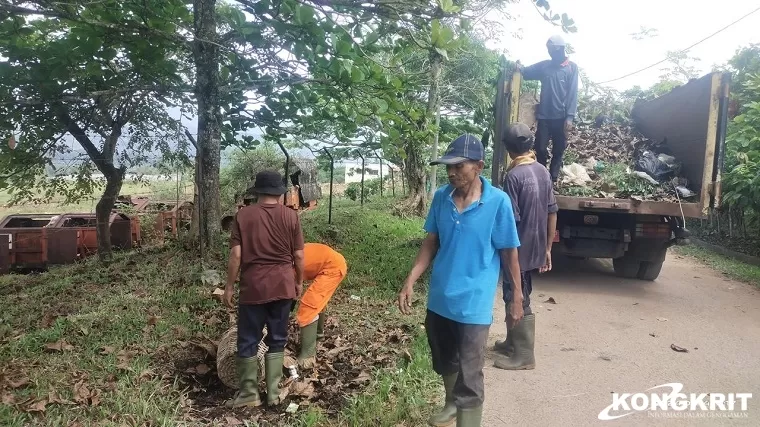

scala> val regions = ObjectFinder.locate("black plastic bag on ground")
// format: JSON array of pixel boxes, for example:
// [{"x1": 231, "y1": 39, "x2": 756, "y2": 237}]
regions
[{"x1": 635, "y1": 151, "x2": 677, "y2": 183}]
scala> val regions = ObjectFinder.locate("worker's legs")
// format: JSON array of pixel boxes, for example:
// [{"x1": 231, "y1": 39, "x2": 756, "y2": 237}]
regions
[
  {"x1": 425, "y1": 310, "x2": 459, "y2": 426},
  {"x1": 547, "y1": 119, "x2": 568, "y2": 182},
  {"x1": 501, "y1": 270, "x2": 533, "y2": 316},
  {"x1": 228, "y1": 304, "x2": 267, "y2": 408},
  {"x1": 296, "y1": 269, "x2": 345, "y2": 327},
  {"x1": 262, "y1": 299, "x2": 292, "y2": 405},
  {"x1": 237, "y1": 304, "x2": 267, "y2": 358},
  {"x1": 535, "y1": 119, "x2": 551, "y2": 167},
  {"x1": 495, "y1": 270, "x2": 536, "y2": 371}
]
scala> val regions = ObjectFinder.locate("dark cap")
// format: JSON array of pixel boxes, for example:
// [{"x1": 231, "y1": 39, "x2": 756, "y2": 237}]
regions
[
  {"x1": 252, "y1": 170, "x2": 287, "y2": 196},
  {"x1": 503, "y1": 122, "x2": 533, "y2": 145},
  {"x1": 430, "y1": 134, "x2": 484, "y2": 165}
]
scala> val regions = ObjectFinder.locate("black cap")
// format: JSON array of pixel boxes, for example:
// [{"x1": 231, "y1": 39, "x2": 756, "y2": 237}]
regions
[
  {"x1": 430, "y1": 134, "x2": 484, "y2": 165},
  {"x1": 503, "y1": 123, "x2": 533, "y2": 145},
  {"x1": 252, "y1": 170, "x2": 287, "y2": 196}
]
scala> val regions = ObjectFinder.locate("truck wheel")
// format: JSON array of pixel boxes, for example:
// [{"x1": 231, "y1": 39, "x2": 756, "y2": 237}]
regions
[
  {"x1": 613, "y1": 257, "x2": 639, "y2": 279},
  {"x1": 637, "y1": 260, "x2": 664, "y2": 281}
]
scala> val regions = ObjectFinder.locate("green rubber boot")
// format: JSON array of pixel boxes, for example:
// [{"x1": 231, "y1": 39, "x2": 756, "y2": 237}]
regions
[
  {"x1": 265, "y1": 352, "x2": 285, "y2": 406},
  {"x1": 316, "y1": 313, "x2": 326, "y2": 339},
  {"x1": 427, "y1": 373, "x2": 458, "y2": 427},
  {"x1": 224, "y1": 357, "x2": 262, "y2": 408},
  {"x1": 492, "y1": 326, "x2": 514, "y2": 357},
  {"x1": 493, "y1": 313, "x2": 535, "y2": 370},
  {"x1": 456, "y1": 406, "x2": 483, "y2": 427},
  {"x1": 298, "y1": 321, "x2": 319, "y2": 369}
]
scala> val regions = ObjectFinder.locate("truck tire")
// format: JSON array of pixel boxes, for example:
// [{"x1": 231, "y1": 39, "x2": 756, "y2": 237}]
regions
[
  {"x1": 637, "y1": 260, "x2": 664, "y2": 281},
  {"x1": 613, "y1": 257, "x2": 639, "y2": 279}
]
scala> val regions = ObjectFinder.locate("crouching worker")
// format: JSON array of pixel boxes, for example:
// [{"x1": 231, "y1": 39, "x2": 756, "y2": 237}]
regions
[
  {"x1": 493, "y1": 123, "x2": 557, "y2": 371},
  {"x1": 222, "y1": 170, "x2": 305, "y2": 408},
  {"x1": 296, "y1": 243, "x2": 348, "y2": 368}
]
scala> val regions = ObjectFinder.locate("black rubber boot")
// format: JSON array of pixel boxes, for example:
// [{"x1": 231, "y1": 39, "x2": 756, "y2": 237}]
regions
[{"x1": 493, "y1": 314, "x2": 535, "y2": 370}]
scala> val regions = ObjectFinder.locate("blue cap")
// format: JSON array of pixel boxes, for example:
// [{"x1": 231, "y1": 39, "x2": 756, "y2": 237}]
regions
[{"x1": 430, "y1": 133, "x2": 484, "y2": 165}]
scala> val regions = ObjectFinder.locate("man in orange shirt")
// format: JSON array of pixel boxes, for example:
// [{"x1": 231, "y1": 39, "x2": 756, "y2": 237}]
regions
[{"x1": 296, "y1": 242, "x2": 348, "y2": 368}]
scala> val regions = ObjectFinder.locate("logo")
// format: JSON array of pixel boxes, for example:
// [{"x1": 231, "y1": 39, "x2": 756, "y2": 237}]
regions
[{"x1": 598, "y1": 383, "x2": 752, "y2": 421}]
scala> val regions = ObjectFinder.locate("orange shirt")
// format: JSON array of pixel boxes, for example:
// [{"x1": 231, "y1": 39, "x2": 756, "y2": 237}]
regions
[{"x1": 303, "y1": 243, "x2": 347, "y2": 280}]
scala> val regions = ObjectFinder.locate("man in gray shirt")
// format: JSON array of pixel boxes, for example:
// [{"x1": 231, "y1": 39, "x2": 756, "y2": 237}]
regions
[
  {"x1": 493, "y1": 122, "x2": 558, "y2": 371},
  {"x1": 519, "y1": 35, "x2": 579, "y2": 183}
]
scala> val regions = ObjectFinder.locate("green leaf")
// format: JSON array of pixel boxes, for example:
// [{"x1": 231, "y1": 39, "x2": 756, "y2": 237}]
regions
[
  {"x1": 431, "y1": 20, "x2": 441, "y2": 46},
  {"x1": 374, "y1": 98, "x2": 389, "y2": 114},
  {"x1": 434, "y1": 47, "x2": 449, "y2": 60},
  {"x1": 295, "y1": 4, "x2": 315, "y2": 24},
  {"x1": 337, "y1": 39, "x2": 353, "y2": 56},
  {"x1": 351, "y1": 67, "x2": 365, "y2": 83}
]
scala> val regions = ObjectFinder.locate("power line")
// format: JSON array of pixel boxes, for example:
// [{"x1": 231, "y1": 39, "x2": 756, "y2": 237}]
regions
[{"x1": 597, "y1": 5, "x2": 760, "y2": 85}]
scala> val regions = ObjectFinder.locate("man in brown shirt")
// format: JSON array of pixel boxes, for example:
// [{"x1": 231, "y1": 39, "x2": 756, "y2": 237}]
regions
[{"x1": 223, "y1": 170, "x2": 305, "y2": 408}]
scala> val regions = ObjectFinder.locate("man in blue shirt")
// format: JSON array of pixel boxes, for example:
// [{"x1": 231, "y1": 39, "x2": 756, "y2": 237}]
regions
[
  {"x1": 398, "y1": 134, "x2": 523, "y2": 427},
  {"x1": 519, "y1": 35, "x2": 579, "y2": 183}
]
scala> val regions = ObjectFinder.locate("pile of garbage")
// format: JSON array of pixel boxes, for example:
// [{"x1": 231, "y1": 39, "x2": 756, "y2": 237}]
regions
[{"x1": 554, "y1": 119, "x2": 698, "y2": 202}]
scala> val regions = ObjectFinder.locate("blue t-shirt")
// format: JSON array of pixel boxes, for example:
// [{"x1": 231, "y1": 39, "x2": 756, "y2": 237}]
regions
[{"x1": 423, "y1": 176, "x2": 520, "y2": 325}]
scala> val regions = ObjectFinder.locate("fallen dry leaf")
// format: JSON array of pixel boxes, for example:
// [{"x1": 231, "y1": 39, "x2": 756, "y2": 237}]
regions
[
  {"x1": 326, "y1": 345, "x2": 350, "y2": 359},
  {"x1": 212, "y1": 288, "x2": 225, "y2": 296},
  {"x1": 44, "y1": 340, "x2": 74, "y2": 352},
  {"x1": 649, "y1": 333, "x2": 656, "y2": 337},
  {"x1": 40, "y1": 312, "x2": 59, "y2": 328},
  {"x1": 657, "y1": 317, "x2": 668, "y2": 322},
  {"x1": 8, "y1": 377, "x2": 30, "y2": 389},
  {"x1": 225, "y1": 416, "x2": 243, "y2": 425},
  {"x1": 544, "y1": 297, "x2": 557, "y2": 304},
  {"x1": 352, "y1": 371, "x2": 371, "y2": 384},
  {"x1": 73, "y1": 380, "x2": 101, "y2": 406},
  {"x1": 195, "y1": 364, "x2": 211, "y2": 375},
  {"x1": 2, "y1": 392, "x2": 16, "y2": 405},
  {"x1": 189, "y1": 339, "x2": 217, "y2": 359},
  {"x1": 48, "y1": 391, "x2": 75, "y2": 405},
  {"x1": 100, "y1": 346, "x2": 115, "y2": 355},
  {"x1": 147, "y1": 315, "x2": 161, "y2": 326},
  {"x1": 204, "y1": 315, "x2": 221, "y2": 326},
  {"x1": 26, "y1": 399, "x2": 47, "y2": 413},
  {"x1": 670, "y1": 344, "x2": 689, "y2": 353},
  {"x1": 291, "y1": 381, "x2": 315, "y2": 397},
  {"x1": 116, "y1": 350, "x2": 134, "y2": 370}
]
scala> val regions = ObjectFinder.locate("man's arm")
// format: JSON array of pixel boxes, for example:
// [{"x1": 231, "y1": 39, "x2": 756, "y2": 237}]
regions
[
  {"x1": 224, "y1": 245, "x2": 241, "y2": 308},
  {"x1": 293, "y1": 249, "x2": 305, "y2": 297},
  {"x1": 398, "y1": 233, "x2": 439, "y2": 314},
  {"x1": 500, "y1": 247, "x2": 522, "y2": 301},
  {"x1": 520, "y1": 60, "x2": 547, "y2": 81},
  {"x1": 292, "y1": 213, "x2": 306, "y2": 297},
  {"x1": 565, "y1": 63, "x2": 580, "y2": 124}
]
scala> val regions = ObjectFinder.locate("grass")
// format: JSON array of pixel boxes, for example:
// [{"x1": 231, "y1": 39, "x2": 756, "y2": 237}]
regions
[
  {"x1": 674, "y1": 245, "x2": 760, "y2": 288},
  {"x1": 0, "y1": 196, "x2": 441, "y2": 426}
]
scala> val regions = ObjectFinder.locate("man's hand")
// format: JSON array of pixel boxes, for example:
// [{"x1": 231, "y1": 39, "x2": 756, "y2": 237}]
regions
[
  {"x1": 507, "y1": 299, "x2": 525, "y2": 329},
  {"x1": 564, "y1": 119, "x2": 574, "y2": 133},
  {"x1": 223, "y1": 284, "x2": 235, "y2": 309},
  {"x1": 540, "y1": 250, "x2": 552, "y2": 273},
  {"x1": 295, "y1": 282, "x2": 303, "y2": 298},
  {"x1": 397, "y1": 283, "x2": 414, "y2": 315}
]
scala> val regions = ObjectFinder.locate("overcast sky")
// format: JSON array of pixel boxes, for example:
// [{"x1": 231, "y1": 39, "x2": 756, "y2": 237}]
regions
[{"x1": 491, "y1": 0, "x2": 760, "y2": 91}]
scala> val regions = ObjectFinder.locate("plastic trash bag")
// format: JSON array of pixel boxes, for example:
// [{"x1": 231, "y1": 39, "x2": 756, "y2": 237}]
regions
[
  {"x1": 632, "y1": 171, "x2": 659, "y2": 185},
  {"x1": 635, "y1": 150, "x2": 678, "y2": 182},
  {"x1": 561, "y1": 163, "x2": 592, "y2": 186}
]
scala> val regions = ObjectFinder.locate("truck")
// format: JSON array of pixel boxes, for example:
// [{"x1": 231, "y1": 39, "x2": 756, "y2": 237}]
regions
[{"x1": 490, "y1": 69, "x2": 731, "y2": 281}]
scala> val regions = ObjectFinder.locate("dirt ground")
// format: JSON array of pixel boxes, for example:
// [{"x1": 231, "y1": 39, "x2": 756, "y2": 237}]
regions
[{"x1": 484, "y1": 250, "x2": 760, "y2": 426}]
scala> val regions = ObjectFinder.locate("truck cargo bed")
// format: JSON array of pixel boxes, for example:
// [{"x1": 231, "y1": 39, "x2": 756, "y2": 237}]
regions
[{"x1": 556, "y1": 195, "x2": 700, "y2": 217}]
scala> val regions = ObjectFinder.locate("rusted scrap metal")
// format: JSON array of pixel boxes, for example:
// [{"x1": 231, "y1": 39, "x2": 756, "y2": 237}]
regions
[{"x1": 0, "y1": 214, "x2": 78, "y2": 271}]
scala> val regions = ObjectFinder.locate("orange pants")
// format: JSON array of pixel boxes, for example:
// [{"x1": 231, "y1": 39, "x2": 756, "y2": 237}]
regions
[{"x1": 296, "y1": 266, "x2": 346, "y2": 327}]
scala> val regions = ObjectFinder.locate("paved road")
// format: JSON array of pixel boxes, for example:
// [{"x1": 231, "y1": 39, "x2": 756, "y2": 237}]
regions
[{"x1": 484, "y1": 250, "x2": 760, "y2": 426}]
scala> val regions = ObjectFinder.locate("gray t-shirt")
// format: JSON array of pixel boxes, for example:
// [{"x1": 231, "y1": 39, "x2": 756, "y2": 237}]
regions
[{"x1": 503, "y1": 162, "x2": 558, "y2": 272}]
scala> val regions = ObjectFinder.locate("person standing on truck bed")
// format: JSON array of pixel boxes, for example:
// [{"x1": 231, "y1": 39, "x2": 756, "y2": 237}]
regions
[
  {"x1": 518, "y1": 35, "x2": 579, "y2": 183},
  {"x1": 492, "y1": 122, "x2": 558, "y2": 371},
  {"x1": 222, "y1": 170, "x2": 305, "y2": 409},
  {"x1": 397, "y1": 134, "x2": 523, "y2": 427}
]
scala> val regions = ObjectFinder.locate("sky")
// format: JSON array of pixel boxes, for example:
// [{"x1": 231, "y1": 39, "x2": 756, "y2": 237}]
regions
[{"x1": 491, "y1": 0, "x2": 760, "y2": 91}]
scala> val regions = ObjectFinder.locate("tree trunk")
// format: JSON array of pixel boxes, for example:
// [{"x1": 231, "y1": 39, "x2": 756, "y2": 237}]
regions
[
  {"x1": 402, "y1": 50, "x2": 444, "y2": 216},
  {"x1": 190, "y1": 152, "x2": 200, "y2": 238},
  {"x1": 96, "y1": 170, "x2": 125, "y2": 261},
  {"x1": 428, "y1": 107, "x2": 441, "y2": 200},
  {"x1": 193, "y1": 0, "x2": 222, "y2": 253}
]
